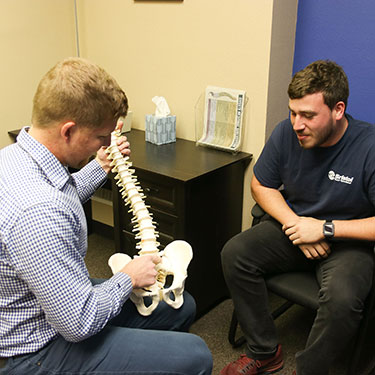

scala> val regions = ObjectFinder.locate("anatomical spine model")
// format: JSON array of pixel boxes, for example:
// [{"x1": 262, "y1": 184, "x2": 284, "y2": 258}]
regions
[{"x1": 106, "y1": 129, "x2": 193, "y2": 316}]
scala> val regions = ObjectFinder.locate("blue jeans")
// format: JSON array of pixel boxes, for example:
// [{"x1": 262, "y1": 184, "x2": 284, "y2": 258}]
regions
[
  {"x1": 2, "y1": 279, "x2": 212, "y2": 374},
  {"x1": 222, "y1": 217, "x2": 374, "y2": 375}
]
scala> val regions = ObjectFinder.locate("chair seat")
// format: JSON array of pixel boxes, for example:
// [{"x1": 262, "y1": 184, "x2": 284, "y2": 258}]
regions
[{"x1": 266, "y1": 272, "x2": 319, "y2": 311}]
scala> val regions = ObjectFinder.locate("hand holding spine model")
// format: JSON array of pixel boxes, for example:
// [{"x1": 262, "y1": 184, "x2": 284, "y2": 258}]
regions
[{"x1": 106, "y1": 129, "x2": 193, "y2": 316}]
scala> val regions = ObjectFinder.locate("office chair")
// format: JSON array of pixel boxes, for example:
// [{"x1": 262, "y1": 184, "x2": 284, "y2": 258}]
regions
[{"x1": 228, "y1": 204, "x2": 375, "y2": 375}]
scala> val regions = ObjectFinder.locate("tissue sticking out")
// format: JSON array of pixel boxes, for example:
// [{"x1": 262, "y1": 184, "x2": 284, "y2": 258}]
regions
[
  {"x1": 152, "y1": 96, "x2": 171, "y2": 117},
  {"x1": 106, "y1": 129, "x2": 193, "y2": 316}
]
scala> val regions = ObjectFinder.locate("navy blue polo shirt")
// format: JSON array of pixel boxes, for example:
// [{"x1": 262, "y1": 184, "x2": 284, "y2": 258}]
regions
[{"x1": 254, "y1": 115, "x2": 375, "y2": 220}]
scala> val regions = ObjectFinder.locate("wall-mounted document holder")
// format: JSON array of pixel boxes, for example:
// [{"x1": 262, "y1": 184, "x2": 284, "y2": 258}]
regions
[{"x1": 195, "y1": 86, "x2": 248, "y2": 153}]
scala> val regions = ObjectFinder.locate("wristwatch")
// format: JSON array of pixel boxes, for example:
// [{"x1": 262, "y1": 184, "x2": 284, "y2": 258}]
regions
[{"x1": 323, "y1": 220, "x2": 335, "y2": 238}]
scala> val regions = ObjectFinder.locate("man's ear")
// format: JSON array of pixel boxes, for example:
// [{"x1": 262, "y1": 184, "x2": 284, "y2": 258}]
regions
[
  {"x1": 60, "y1": 122, "x2": 76, "y2": 142},
  {"x1": 334, "y1": 101, "x2": 346, "y2": 120}
]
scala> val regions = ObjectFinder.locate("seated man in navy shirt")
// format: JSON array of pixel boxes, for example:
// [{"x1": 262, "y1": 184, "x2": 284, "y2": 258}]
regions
[{"x1": 221, "y1": 60, "x2": 375, "y2": 375}]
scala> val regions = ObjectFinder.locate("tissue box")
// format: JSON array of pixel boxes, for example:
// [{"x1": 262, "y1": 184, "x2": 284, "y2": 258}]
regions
[{"x1": 145, "y1": 115, "x2": 176, "y2": 145}]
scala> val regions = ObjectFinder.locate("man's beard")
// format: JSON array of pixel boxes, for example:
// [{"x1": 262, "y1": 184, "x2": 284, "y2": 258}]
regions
[{"x1": 298, "y1": 119, "x2": 334, "y2": 149}]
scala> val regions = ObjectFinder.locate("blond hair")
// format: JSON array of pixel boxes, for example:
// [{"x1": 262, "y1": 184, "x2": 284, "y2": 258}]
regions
[{"x1": 32, "y1": 57, "x2": 128, "y2": 128}]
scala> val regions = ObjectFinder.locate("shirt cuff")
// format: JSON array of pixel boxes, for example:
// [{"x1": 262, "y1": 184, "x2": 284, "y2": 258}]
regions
[{"x1": 110, "y1": 271, "x2": 133, "y2": 304}]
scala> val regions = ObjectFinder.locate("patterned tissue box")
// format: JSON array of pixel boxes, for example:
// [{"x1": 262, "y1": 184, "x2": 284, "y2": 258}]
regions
[{"x1": 145, "y1": 115, "x2": 176, "y2": 145}]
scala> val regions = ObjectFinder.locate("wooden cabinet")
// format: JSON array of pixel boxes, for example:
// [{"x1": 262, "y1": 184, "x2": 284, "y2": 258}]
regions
[{"x1": 112, "y1": 129, "x2": 252, "y2": 317}]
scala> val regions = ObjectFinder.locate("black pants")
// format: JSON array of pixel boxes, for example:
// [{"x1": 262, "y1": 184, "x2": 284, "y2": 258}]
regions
[{"x1": 221, "y1": 217, "x2": 374, "y2": 375}]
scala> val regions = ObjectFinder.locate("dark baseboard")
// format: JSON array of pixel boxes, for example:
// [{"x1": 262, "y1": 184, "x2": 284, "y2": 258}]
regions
[{"x1": 91, "y1": 220, "x2": 114, "y2": 240}]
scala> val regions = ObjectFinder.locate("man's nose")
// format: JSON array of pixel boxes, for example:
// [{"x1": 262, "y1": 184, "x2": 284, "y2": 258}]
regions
[{"x1": 293, "y1": 115, "x2": 305, "y2": 132}]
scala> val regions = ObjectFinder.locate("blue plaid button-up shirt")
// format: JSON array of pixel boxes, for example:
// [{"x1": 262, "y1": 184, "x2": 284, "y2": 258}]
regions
[{"x1": 0, "y1": 127, "x2": 132, "y2": 357}]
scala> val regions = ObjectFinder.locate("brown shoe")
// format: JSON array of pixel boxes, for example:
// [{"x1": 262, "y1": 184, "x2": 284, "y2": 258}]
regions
[{"x1": 220, "y1": 344, "x2": 284, "y2": 374}]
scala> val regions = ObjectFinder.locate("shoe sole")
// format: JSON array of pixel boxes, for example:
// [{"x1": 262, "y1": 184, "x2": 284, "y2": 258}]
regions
[{"x1": 259, "y1": 362, "x2": 284, "y2": 375}]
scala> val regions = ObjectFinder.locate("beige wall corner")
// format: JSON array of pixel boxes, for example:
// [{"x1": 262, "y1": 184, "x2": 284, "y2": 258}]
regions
[
  {"x1": 265, "y1": 0, "x2": 298, "y2": 142},
  {"x1": 0, "y1": 0, "x2": 77, "y2": 149},
  {"x1": 243, "y1": 0, "x2": 298, "y2": 229}
]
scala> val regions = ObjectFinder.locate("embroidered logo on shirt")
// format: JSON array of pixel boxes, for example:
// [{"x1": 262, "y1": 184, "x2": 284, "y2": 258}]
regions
[{"x1": 328, "y1": 170, "x2": 354, "y2": 184}]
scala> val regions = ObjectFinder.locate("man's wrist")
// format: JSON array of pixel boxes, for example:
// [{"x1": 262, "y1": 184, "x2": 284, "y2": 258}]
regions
[{"x1": 95, "y1": 155, "x2": 111, "y2": 174}]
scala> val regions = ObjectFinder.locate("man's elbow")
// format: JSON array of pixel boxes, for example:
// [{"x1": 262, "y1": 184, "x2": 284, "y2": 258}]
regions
[
  {"x1": 59, "y1": 327, "x2": 94, "y2": 343},
  {"x1": 250, "y1": 175, "x2": 262, "y2": 200},
  {"x1": 53, "y1": 318, "x2": 99, "y2": 343}
]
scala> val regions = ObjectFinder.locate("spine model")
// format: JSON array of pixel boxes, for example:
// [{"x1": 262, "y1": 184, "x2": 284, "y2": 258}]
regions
[{"x1": 106, "y1": 129, "x2": 193, "y2": 316}]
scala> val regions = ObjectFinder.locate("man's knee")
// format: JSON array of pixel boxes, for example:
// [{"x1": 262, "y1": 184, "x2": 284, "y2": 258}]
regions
[
  {"x1": 221, "y1": 229, "x2": 264, "y2": 287},
  {"x1": 221, "y1": 232, "x2": 249, "y2": 277},
  {"x1": 185, "y1": 334, "x2": 213, "y2": 374},
  {"x1": 221, "y1": 223, "x2": 273, "y2": 266},
  {"x1": 221, "y1": 235, "x2": 239, "y2": 270},
  {"x1": 319, "y1": 280, "x2": 367, "y2": 320}
]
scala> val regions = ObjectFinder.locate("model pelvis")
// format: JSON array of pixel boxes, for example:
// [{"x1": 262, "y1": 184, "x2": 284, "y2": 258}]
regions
[{"x1": 106, "y1": 130, "x2": 193, "y2": 316}]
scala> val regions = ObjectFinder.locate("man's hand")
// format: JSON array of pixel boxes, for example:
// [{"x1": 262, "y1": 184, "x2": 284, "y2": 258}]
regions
[
  {"x1": 95, "y1": 121, "x2": 131, "y2": 173},
  {"x1": 121, "y1": 255, "x2": 161, "y2": 289},
  {"x1": 298, "y1": 241, "x2": 331, "y2": 260},
  {"x1": 282, "y1": 217, "x2": 331, "y2": 259},
  {"x1": 282, "y1": 217, "x2": 325, "y2": 245}
]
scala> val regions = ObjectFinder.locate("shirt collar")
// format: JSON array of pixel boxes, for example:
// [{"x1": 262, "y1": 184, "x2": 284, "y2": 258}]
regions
[{"x1": 16, "y1": 127, "x2": 72, "y2": 190}]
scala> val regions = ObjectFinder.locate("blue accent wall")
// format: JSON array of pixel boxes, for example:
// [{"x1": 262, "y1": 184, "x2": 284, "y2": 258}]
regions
[{"x1": 293, "y1": 0, "x2": 375, "y2": 123}]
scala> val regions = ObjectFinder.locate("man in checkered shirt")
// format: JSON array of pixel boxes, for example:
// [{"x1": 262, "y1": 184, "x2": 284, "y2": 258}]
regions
[{"x1": 0, "y1": 58, "x2": 212, "y2": 374}]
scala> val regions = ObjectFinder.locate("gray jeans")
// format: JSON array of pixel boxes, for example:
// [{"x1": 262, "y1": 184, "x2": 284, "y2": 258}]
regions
[{"x1": 221, "y1": 217, "x2": 374, "y2": 375}]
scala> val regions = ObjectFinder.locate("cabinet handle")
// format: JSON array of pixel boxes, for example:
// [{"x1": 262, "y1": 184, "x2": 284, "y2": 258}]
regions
[{"x1": 144, "y1": 186, "x2": 159, "y2": 194}]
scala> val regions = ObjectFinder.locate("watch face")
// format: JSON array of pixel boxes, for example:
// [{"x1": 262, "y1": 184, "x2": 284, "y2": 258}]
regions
[
  {"x1": 325, "y1": 226, "x2": 333, "y2": 235},
  {"x1": 324, "y1": 222, "x2": 334, "y2": 237}
]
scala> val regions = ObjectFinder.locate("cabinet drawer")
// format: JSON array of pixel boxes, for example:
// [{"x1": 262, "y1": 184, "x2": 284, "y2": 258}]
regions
[{"x1": 136, "y1": 170, "x2": 178, "y2": 214}]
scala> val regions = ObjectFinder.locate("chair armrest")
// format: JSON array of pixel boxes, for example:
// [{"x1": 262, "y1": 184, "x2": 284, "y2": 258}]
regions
[
  {"x1": 251, "y1": 203, "x2": 265, "y2": 218},
  {"x1": 251, "y1": 203, "x2": 266, "y2": 226}
]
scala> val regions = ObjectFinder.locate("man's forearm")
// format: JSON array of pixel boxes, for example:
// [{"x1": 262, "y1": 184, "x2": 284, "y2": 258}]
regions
[
  {"x1": 251, "y1": 175, "x2": 298, "y2": 226},
  {"x1": 333, "y1": 217, "x2": 375, "y2": 241}
]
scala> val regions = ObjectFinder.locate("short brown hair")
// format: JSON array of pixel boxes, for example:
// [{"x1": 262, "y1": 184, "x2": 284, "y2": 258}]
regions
[
  {"x1": 288, "y1": 60, "x2": 349, "y2": 110},
  {"x1": 32, "y1": 57, "x2": 128, "y2": 128}
]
